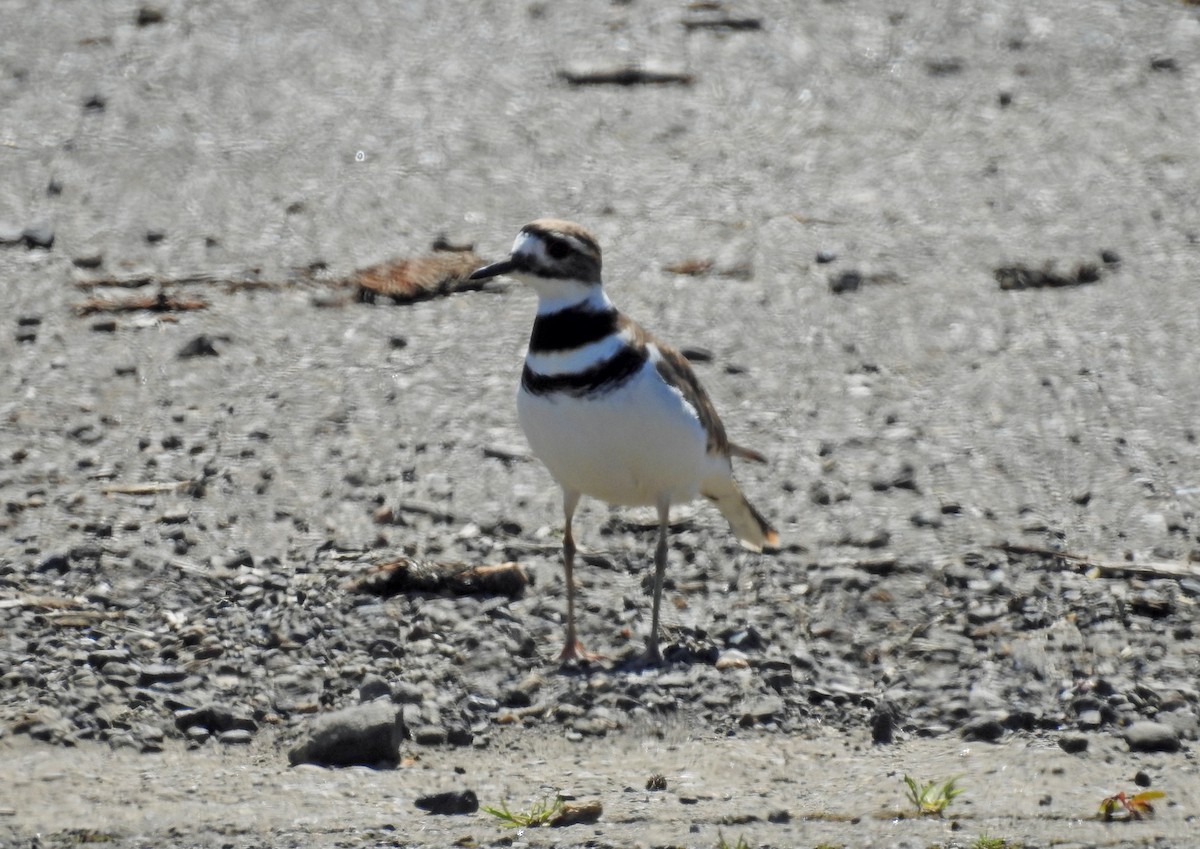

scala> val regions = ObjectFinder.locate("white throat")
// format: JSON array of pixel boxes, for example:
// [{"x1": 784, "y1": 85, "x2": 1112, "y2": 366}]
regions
[{"x1": 529, "y1": 279, "x2": 613, "y2": 316}]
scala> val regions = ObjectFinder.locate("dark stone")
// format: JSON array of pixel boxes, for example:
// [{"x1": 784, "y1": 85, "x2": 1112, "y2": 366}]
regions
[
  {"x1": 178, "y1": 335, "x2": 219, "y2": 358},
  {"x1": 414, "y1": 789, "x2": 478, "y2": 815},
  {"x1": 1123, "y1": 721, "x2": 1180, "y2": 753},
  {"x1": 22, "y1": 222, "x2": 55, "y2": 249},
  {"x1": 1058, "y1": 735, "x2": 1089, "y2": 754},
  {"x1": 37, "y1": 554, "x2": 70, "y2": 575},
  {"x1": 138, "y1": 664, "x2": 188, "y2": 686},
  {"x1": 960, "y1": 716, "x2": 1005, "y2": 742},
  {"x1": 871, "y1": 699, "x2": 900, "y2": 745},
  {"x1": 136, "y1": 6, "x2": 164, "y2": 26},
  {"x1": 829, "y1": 270, "x2": 861, "y2": 294},
  {"x1": 288, "y1": 701, "x2": 405, "y2": 767}
]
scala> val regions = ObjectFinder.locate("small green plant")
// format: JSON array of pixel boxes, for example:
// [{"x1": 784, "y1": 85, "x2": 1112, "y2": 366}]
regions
[
  {"x1": 715, "y1": 831, "x2": 750, "y2": 849},
  {"x1": 482, "y1": 794, "x2": 564, "y2": 828},
  {"x1": 972, "y1": 832, "x2": 1011, "y2": 849},
  {"x1": 902, "y1": 773, "x2": 964, "y2": 816},
  {"x1": 1098, "y1": 789, "x2": 1165, "y2": 821}
]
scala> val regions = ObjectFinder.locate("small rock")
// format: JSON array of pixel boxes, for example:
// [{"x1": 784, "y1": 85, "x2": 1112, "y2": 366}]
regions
[
  {"x1": 174, "y1": 704, "x2": 257, "y2": 735},
  {"x1": 1058, "y1": 735, "x2": 1089, "y2": 754},
  {"x1": 136, "y1": 5, "x2": 164, "y2": 26},
  {"x1": 960, "y1": 716, "x2": 1005, "y2": 742},
  {"x1": 73, "y1": 253, "x2": 104, "y2": 269},
  {"x1": 359, "y1": 674, "x2": 391, "y2": 703},
  {"x1": 288, "y1": 701, "x2": 405, "y2": 767},
  {"x1": 22, "y1": 222, "x2": 55, "y2": 249},
  {"x1": 1123, "y1": 721, "x2": 1180, "y2": 753},
  {"x1": 414, "y1": 789, "x2": 478, "y2": 815},
  {"x1": 0, "y1": 222, "x2": 23, "y2": 244},
  {"x1": 828, "y1": 270, "x2": 861, "y2": 294},
  {"x1": 137, "y1": 664, "x2": 188, "y2": 686},
  {"x1": 411, "y1": 724, "x2": 447, "y2": 746},
  {"x1": 550, "y1": 800, "x2": 603, "y2": 827},
  {"x1": 871, "y1": 699, "x2": 900, "y2": 745},
  {"x1": 218, "y1": 729, "x2": 253, "y2": 745},
  {"x1": 37, "y1": 554, "x2": 70, "y2": 575},
  {"x1": 178, "y1": 335, "x2": 219, "y2": 358},
  {"x1": 1134, "y1": 770, "x2": 1151, "y2": 787},
  {"x1": 739, "y1": 696, "x2": 784, "y2": 727}
]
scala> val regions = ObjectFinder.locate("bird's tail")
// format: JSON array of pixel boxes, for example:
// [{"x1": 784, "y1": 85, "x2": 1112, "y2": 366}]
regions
[{"x1": 704, "y1": 478, "x2": 779, "y2": 552}]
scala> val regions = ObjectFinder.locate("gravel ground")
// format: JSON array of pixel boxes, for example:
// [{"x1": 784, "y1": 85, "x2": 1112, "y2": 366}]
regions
[{"x1": 3, "y1": 1, "x2": 1200, "y2": 847}]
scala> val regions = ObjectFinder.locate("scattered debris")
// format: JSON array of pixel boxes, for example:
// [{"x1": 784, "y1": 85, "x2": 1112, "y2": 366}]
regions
[
  {"x1": 828, "y1": 270, "x2": 902, "y2": 294},
  {"x1": 414, "y1": 789, "x2": 479, "y2": 815},
  {"x1": 1099, "y1": 790, "x2": 1164, "y2": 821},
  {"x1": 995, "y1": 252, "x2": 1119, "y2": 290},
  {"x1": 831, "y1": 272, "x2": 859, "y2": 294},
  {"x1": 350, "y1": 251, "x2": 485, "y2": 303},
  {"x1": 550, "y1": 799, "x2": 603, "y2": 827},
  {"x1": 73, "y1": 271, "x2": 274, "y2": 290},
  {"x1": 74, "y1": 291, "x2": 208, "y2": 316},
  {"x1": 177, "y1": 334, "x2": 220, "y2": 358},
  {"x1": 682, "y1": 13, "x2": 763, "y2": 31},
  {"x1": 663, "y1": 258, "x2": 714, "y2": 276},
  {"x1": 101, "y1": 481, "x2": 194, "y2": 496},
  {"x1": 558, "y1": 63, "x2": 694, "y2": 86},
  {"x1": 354, "y1": 558, "x2": 529, "y2": 599},
  {"x1": 926, "y1": 57, "x2": 965, "y2": 76},
  {"x1": 994, "y1": 543, "x2": 1200, "y2": 581}
]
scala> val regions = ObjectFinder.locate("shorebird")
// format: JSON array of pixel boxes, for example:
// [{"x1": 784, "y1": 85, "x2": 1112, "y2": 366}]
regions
[{"x1": 470, "y1": 219, "x2": 778, "y2": 662}]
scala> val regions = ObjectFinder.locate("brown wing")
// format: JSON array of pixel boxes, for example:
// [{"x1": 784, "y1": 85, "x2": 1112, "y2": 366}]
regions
[{"x1": 619, "y1": 315, "x2": 733, "y2": 458}]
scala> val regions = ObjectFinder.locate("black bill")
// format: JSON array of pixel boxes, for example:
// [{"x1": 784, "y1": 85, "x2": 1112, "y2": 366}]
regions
[{"x1": 468, "y1": 258, "x2": 517, "y2": 280}]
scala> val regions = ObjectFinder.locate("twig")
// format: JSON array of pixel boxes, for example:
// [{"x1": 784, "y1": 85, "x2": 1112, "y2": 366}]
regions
[
  {"x1": 102, "y1": 481, "x2": 193, "y2": 495},
  {"x1": 993, "y1": 543, "x2": 1200, "y2": 581}
]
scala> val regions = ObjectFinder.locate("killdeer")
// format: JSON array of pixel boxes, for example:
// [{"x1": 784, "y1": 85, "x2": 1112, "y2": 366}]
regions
[{"x1": 470, "y1": 219, "x2": 778, "y2": 662}]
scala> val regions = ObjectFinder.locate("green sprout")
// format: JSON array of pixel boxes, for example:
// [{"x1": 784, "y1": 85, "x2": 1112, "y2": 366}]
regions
[
  {"x1": 482, "y1": 794, "x2": 564, "y2": 828},
  {"x1": 902, "y1": 773, "x2": 964, "y2": 816},
  {"x1": 716, "y1": 831, "x2": 750, "y2": 849},
  {"x1": 972, "y1": 832, "x2": 1014, "y2": 849}
]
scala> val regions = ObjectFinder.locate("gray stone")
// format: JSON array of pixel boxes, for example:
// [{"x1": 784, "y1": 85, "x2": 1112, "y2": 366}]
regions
[
  {"x1": 1058, "y1": 735, "x2": 1089, "y2": 754},
  {"x1": 1123, "y1": 721, "x2": 1181, "y2": 753},
  {"x1": 289, "y1": 701, "x2": 405, "y2": 767}
]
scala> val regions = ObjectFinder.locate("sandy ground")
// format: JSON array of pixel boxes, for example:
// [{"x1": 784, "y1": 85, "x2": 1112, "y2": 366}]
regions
[
  {"x1": 5, "y1": 727, "x2": 1199, "y2": 849},
  {"x1": 4, "y1": 0, "x2": 1200, "y2": 847}
]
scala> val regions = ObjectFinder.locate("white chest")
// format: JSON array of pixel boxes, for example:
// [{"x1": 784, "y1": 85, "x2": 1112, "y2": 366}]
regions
[{"x1": 516, "y1": 359, "x2": 724, "y2": 507}]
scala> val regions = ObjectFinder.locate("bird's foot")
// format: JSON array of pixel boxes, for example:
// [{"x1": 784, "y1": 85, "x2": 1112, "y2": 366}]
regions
[
  {"x1": 559, "y1": 640, "x2": 605, "y2": 663},
  {"x1": 641, "y1": 640, "x2": 665, "y2": 667}
]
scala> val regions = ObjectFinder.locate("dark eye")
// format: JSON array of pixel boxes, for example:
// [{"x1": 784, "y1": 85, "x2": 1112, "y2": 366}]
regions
[{"x1": 545, "y1": 237, "x2": 569, "y2": 259}]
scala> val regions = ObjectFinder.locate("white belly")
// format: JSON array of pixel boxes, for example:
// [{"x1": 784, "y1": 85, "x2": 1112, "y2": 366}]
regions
[{"x1": 517, "y1": 360, "x2": 727, "y2": 507}]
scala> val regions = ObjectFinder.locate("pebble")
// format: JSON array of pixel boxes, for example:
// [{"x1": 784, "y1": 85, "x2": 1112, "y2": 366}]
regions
[
  {"x1": 1058, "y1": 735, "x2": 1089, "y2": 754},
  {"x1": 1122, "y1": 721, "x2": 1181, "y2": 753},
  {"x1": 289, "y1": 701, "x2": 405, "y2": 767},
  {"x1": 414, "y1": 789, "x2": 478, "y2": 815},
  {"x1": 178, "y1": 335, "x2": 220, "y2": 358},
  {"x1": 22, "y1": 222, "x2": 55, "y2": 249}
]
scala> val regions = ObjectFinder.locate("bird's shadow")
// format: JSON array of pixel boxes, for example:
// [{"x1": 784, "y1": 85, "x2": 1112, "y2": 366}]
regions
[{"x1": 556, "y1": 640, "x2": 719, "y2": 676}]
